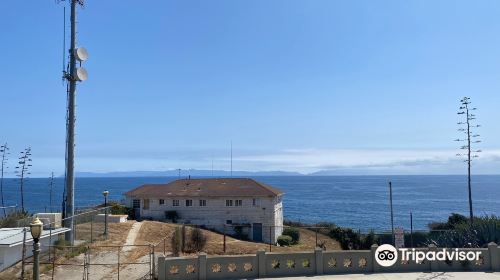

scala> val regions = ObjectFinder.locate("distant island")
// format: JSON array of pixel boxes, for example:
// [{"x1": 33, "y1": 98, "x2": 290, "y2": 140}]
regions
[{"x1": 74, "y1": 169, "x2": 303, "y2": 178}]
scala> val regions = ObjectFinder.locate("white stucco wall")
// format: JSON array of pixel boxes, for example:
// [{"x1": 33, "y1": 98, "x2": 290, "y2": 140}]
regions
[
  {"x1": 0, "y1": 235, "x2": 58, "y2": 272},
  {"x1": 126, "y1": 195, "x2": 283, "y2": 243}
]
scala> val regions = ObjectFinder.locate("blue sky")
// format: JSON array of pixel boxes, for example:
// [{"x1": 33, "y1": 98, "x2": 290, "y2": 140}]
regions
[{"x1": 1, "y1": 0, "x2": 500, "y2": 176}]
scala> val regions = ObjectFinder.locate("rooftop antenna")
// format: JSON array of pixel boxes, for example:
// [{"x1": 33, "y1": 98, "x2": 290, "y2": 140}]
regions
[
  {"x1": 59, "y1": 0, "x2": 89, "y2": 245},
  {"x1": 230, "y1": 141, "x2": 233, "y2": 177},
  {"x1": 455, "y1": 97, "x2": 481, "y2": 224}
]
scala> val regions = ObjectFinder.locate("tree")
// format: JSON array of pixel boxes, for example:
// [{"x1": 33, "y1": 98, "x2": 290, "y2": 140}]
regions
[
  {"x1": 455, "y1": 97, "x2": 481, "y2": 224},
  {"x1": 15, "y1": 147, "x2": 32, "y2": 213},
  {"x1": 0, "y1": 143, "x2": 9, "y2": 216}
]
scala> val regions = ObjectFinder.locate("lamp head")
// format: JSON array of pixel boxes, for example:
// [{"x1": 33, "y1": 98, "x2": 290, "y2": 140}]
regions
[
  {"x1": 30, "y1": 217, "x2": 43, "y2": 241},
  {"x1": 102, "y1": 190, "x2": 109, "y2": 197}
]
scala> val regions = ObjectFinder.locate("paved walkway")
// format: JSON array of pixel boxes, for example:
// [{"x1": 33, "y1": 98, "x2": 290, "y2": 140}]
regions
[{"x1": 260, "y1": 272, "x2": 500, "y2": 280}]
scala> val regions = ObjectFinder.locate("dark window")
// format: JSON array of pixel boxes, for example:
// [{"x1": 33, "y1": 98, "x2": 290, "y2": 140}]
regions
[
  {"x1": 226, "y1": 200, "x2": 233, "y2": 207},
  {"x1": 173, "y1": 200, "x2": 179, "y2": 207},
  {"x1": 199, "y1": 200, "x2": 206, "y2": 207},
  {"x1": 226, "y1": 220, "x2": 232, "y2": 224},
  {"x1": 132, "y1": 199, "x2": 140, "y2": 209},
  {"x1": 186, "y1": 200, "x2": 193, "y2": 207},
  {"x1": 159, "y1": 199, "x2": 165, "y2": 205}
]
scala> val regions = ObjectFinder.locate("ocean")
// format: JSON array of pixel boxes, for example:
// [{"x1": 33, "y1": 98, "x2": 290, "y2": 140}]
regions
[{"x1": 0, "y1": 175, "x2": 499, "y2": 231}]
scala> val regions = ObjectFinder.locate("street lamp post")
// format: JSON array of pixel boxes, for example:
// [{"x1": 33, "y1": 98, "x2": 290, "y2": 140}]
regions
[
  {"x1": 30, "y1": 217, "x2": 43, "y2": 280},
  {"x1": 103, "y1": 190, "x2": 109, "y2": 239}
]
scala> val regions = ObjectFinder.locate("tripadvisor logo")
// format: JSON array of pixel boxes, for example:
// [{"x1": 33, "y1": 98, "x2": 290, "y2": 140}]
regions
[
  {"x1": 374, "y1": 244, "x2": 483, "y2": 267},
  {"x1": 375, "y1": 244, "x2": 398, "y2": 267}
]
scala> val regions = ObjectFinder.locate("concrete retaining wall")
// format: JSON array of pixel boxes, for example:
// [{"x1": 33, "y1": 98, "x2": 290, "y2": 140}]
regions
[{"x1": 158, "y1": 243, "x2": 500, "y2": 280}]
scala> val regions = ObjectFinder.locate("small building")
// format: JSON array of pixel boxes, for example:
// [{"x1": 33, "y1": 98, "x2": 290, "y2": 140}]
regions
[
  {"x1": 0, "y1": 227, "x2": 71, "y2": 271},
  {"x1": 124, "y1": 178, "x2": 284, "y2": 244}
]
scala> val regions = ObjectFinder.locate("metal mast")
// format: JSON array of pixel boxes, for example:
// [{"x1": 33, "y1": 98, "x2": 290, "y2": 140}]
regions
[
  {"x1": 0, "y1": 143, "x2": 9, "y2": 216},
  {"x1": 63, "y1": 0, "x2": 88, "y2": 244}
]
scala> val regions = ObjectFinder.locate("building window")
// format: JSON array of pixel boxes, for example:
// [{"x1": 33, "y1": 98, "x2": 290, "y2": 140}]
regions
[
  {"x1": 226, "y1": 220, "x2": 232, "y2": 224},
  {"x1": 159, "y1": 199, "x2": 165, "y2": 205},
  {"x1": 173, "y1": 199, "x2": 179, "y2": 207},
  {"x1": 143, "y1": 199, "x2": 150, "y2": 210},
  {"x1": 199, "y1": 200, "x2": 206, "y2": 207},
  {"x1": 226, "y1": 200, "x2": 233, "y2": 207},
  {"x1": 235, "y1": 200, "x2": 242, "y2": 206},
  {"x1": 186, "y1": 199, "x2": 193, "y2": 207},
  {"x1": 132, "y1": 199, "x2": 140, "y2": 209},
  {"x1": 253, "y1": 198, "x2": 260, "y2": 206}
]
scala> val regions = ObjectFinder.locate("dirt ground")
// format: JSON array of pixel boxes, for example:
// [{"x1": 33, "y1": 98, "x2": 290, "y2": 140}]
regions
[{"x1": 0, "y1": 220, "x2": 341, "y2": 280}]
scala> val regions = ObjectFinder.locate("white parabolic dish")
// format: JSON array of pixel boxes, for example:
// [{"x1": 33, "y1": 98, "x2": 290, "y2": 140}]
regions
[
  {"x1": 75, "y1": 47, "x2": 89, "y2": 61},
  {"x1": 74, "y1": 67, "x2": 88, "y2": 81}
]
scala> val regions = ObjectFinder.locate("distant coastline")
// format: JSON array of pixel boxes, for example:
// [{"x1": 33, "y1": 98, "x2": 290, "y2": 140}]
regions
[{"x1": 69, "y1": 170, "x2": 500, "y2": 178}]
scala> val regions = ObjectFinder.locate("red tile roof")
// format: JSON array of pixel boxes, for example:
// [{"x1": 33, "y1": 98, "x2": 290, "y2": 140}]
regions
[{"x1": 124, "y1": 178, "x2": 283, "y2": 198}]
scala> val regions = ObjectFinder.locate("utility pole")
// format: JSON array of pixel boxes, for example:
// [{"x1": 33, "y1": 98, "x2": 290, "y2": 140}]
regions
[
  {"x1": 456, "y1": 97, "x2": 481, "y2": 225},
  {"x1": 49, "y1": 172, "x2": 54, "y2": 213},
  {"x1": 62, "y1": 0, "x2": 88, "y2": 244},
  {"x1": 389, "y1": 181, "x2": 394, "y2": 246},
  {"x1": 0, "y1": 143, "x2": 9, "y2": 216},
  {"x1": 410, "y1": 212, "x2": 413, "y2": 248}
]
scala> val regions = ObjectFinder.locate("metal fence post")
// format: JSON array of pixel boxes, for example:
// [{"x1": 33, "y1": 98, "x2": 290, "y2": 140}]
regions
[
  {"x1": 315, "y1": 228, "x2": 318, "y2": 248},
  {"x1": 90, "y1": 214, "x2": 93, "y2": 243},
  {"x1": 51, "y1": 245, "x2": 56, "y2": 280},
  {"x1": 223, "y1": 225, "x2": 226, "y2": 253},
  {"x1": 21, "y1": 227, "x2": 27, "y2": 279},
  {"x1": 269, "y1": 226, "x2": 272, "y2": 252},
  {"x1": 117, "y1": 247, "x2": 120, "y2": 280},
  {"x1": 86, "y1": 246, "x2": 91, "y2": 280},
  {"x1": 151, "y1": 244, "x2": 155, "y2": 279}
]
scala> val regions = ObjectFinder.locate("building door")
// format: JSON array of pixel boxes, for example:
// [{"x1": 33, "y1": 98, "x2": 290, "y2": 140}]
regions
[
  {"x1": 253, "y1": 223, "x2": 263, "y2": 242},
  {"x1": 132, "y1": 199, "x2": 141, "y2": 220}
]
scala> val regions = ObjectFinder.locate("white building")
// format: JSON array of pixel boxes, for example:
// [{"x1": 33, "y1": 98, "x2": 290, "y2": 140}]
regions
[
  {"x1": 0, "y1": 227, "x2": 70, "y2": 272},
  {"x1": 124, "y1": 178, "x2": 284, "y2": 243}
]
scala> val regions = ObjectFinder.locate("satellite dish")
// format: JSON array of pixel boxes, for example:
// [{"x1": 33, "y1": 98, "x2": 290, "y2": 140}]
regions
[
  {"x1": 74, "y1": 67, "x2": 88, "y2": 81},
  {"x1": 74, "y1": 47, "x2": 89, "y2": 61}
]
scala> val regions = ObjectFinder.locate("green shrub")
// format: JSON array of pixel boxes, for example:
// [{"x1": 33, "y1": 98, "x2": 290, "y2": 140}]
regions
[
  {"x1": 181, "y1": 225, "x2": 186, "y2": 252},
  {"x1": 430, "y1": 215, "x2": 500, "y2": 248},
  {"x1": 277, "y1": 235, "x2": 293, "y2": 246},
  {"x1": 171, "y1": 227, "x2": 183, "y2": 256},
  {"x1": 283, "y1": 227, "x2": 300, "y2": 244},
  {"x1": 0, "y1": 211, "x2": 28, "y2": 228},
  {"x1": 328, "y1": 226, "x2": 361, "y2": 250},
  {"x1": 187, "y1": 228, "x2": 207, "y2": 252},
  {"x1": 109, "y1": 203, "x2": 130, "y2": 215},
  {"x1": 429, "y1": 213, "x2": 468, "y2": 230}
]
